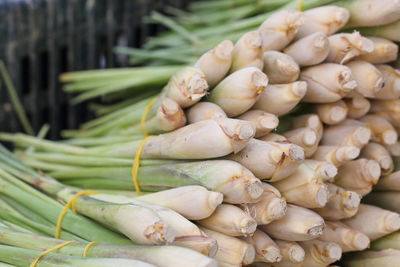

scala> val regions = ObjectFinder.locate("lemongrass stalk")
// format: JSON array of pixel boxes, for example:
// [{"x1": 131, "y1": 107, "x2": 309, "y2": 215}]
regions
[
  {"x1": 342, "y1": 248, "x2": 400, "y2": 267},
  {"x1": 63, "y1": 135, "x2": 142, "y2": 147},
  {"x1": 364, "y1": 191, "x2": 400, "y2": 212},
  {"x1": 360, "y1": 114, "x2": 398, "y2": 145},
  {"x1": 244, "y1": 229, "x2": 282, "y2": 263},
  {"x1": 186, "y1": 102, "x2": 227, "y2": 124},
  {"x1": 343, "y1": 204, "x2": 400, "y2": 241},
  {"x1": 345, "y1": 97, "x2": 371, "y2": 118},
  {"x1": 356, "y1": 37, "x2": 398, "y2": 64},
  {"x1": 195, "y1": 40, "x2": 233, "y2": 87},
  {"x1": 200, "y1": 227, "x2": 256, "y2": 266},
  {"x1": 357, "y1": 20, "x2": 400, "y2": 42},
  {"x1": 230, "y1": 31, "x2": 263, "y2": 72},
  {"x1": 325, "y1": 32, "x2": 374, "y2": 64},
  {"x1": 315, "y1": 100, "x2": 348, "y2": 125},
  {"x1": 374, "y1": 64, "x2": 400, "y2": 100},
  {"x1": 257, "y1": 9, "x2": 304, "y2": 51},
  {"x1": 271, "y1": 164, "x2": 328, "y2": 208},
  {"x1": 312, "y1": 145, "x2": 360, "y2": 166},
  {"x1": 253, "y1": 81, "x2": 307, "y2": 116},
  {"x1": 284, "y1": 32, "x2": 329, "y2": 66},
  {"x1": 334, "y1": 158, "x2": 381, "y2": 196},
  {"x1": 292, "y1": 114, "x2": 324, "y2": 140},
  {"x1": 345, "y1": 60, "x2": 384, "y2": 98},
  {"x1": 295, "y1": 6, "x2": 349, "y2": 39},
  {"x1": 227, "y1": 139, "x2": 304, "y2": 181},
  {"x1": 300, "y1": 63, "x2": 357, "y2": 103},
  {"x1": 209, "y1": 67, "x2": 268, "y2": 116},
  {"x1": 372, "y1": 232, "x2": 400, "y2": 250},
  {"x1": 241, "y1": 183, "x2": 287, "y2": 225},
  {"x1": 237, "y1": 110, "x2": 278, "y2": 138},
  {"x1": 321, "y1": 119, "x2": 371, "y2": 148},
  {"x1": 385, "y1": 142, "x2": 400, "y2": 157},
  {"x1": 370, "y1": 99, "x2": 400, "y2": 127},
  {"x1": 273, "y1": 240, "x2": 305, "y2": 266},
  {"x1": 360, "y1": 142, "x2": 394, "y2": 175},
  {"x1": 260, "y1": 204, "x2": 324, "y2": 242},
  {"x1": 258, "y1": 133, "x2": 287, "y2": 142},
  {"x1": 197, "y1": 204, "x2": 257, "y2": 237},
  {"x1": 283, "y1": 127, "x2": 319, "y2": 157},
  {"x1": 262, "y1": 51, "x2": 299, "y2": 84},
  {"x1": 375, "y1": 171, "x2": 400, "y2": 191},
  {"x1": 299, "y1": 239, "x2": 342, "y2": 267},
  {"x1": 314, "y1": 183, "x2": 360, "y2": 220},
  {"x1": 303, "y1": 160, "x2": 337, "y2": 182}
]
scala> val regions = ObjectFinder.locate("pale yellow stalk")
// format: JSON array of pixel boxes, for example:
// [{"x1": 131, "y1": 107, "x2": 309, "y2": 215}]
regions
[
  {"x1": 357, "y1": 37, "x2": 398, "y2": 64},
  {"x1": 360, "y1": 142, "x2": 393, "y2": 175},
  {"x1": 186, "y1": 102, "x2": 227, "y2": 124},
  {"x1": 230, "y1": 31, "x2": 263, "y2": 72},
  {"x1": 375, "y1": 171, "x2": 400, "y2": 191},
  {"x1": 321, "y1": 119, "x2": 371, "y2": 148},
  {"x1": 237, "y1": 110, "x2": 278, "y2": 138},
  {"x1": 303, "y1": 159, "x2": 337, "y2": 182},
  {"x1": 311, "y1": 145, "x2": 360, "y2": 167},
  {"x1": 244, "y1": 229, "x2": 282, "y2": 263},
  {"x1": 360, "y1": 114, "x2": 398, "y2": 145},
  {"x1": 299, "y1": 239, "x2": 342, "y2": 267},
  {"x1": 273, "y1": 240, "x2": 305, "y2": 267},
  {"x1": 283, "y1": 127, "x2": 319, "y2": 158},
  {"x1": 345, "y1": 97, "x2": 371, "y2": 118},
  {"x1": 292, "y1": 114, "x2": 323, "y2": 140},
  {"x1": 374, "y1": 64, "x2": 400, "y2": 100},
  {"x1": 315, "y1": 100, "x2": 348, "y2": 125}
]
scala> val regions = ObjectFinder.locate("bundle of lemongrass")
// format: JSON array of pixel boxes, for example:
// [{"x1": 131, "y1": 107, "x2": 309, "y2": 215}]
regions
[{"x1": 3, "y1": 0, "x2": 400, "y2": 266}]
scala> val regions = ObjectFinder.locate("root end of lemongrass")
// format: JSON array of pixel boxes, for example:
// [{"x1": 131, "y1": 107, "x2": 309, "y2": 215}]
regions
[
  {"x1": 323, "y1": 164, "x2": 338, "y2": 179},
  {"x1": 354, "y1": 233, "x2": 370, "y2": 250},
  {"x1": 188, "y1": 75, "x2": 209, "y2": 95},
  {"x1": 289, "y1": 145, "x2": 305, "y2": 161},
  {"x1": 245, "y1": 31, "x2": 262, "y2": 48},
  {"x1": 308, "y1": 223, "x2": 325, "y2": 238},
  {"x1": 264, "y1": 246, "x2": 282, "y2": 263},
  {"x1": 385, "y1": 213, "x2": 400, "y2": 232},
  {"x1": 289, "y1": 245, "x2": 305, "y2": 263},
  {"x1": 145, "y1": 221, "x2": 175, "y2": 244},
  {"x1": 291, "y1": 81, "x2": 307, "y2": 97},
  {"x1": 162, "y1": 98, "x2": 180, "y2": 115},
  {"x1": 252, "y1": 71, "x2": 269, "y2": 91},
  {"x1": 215, "y1": 40, "x2": 234, "y2": 60},
  {"x1": 330, "y1": 107, "x2": 347, "y2": 123},
  {"x1": 303, "y1": 130, "x2": 317, "y2": 146},
  {"x1": 342, "y1": 191, "x2": 361, "y2": 210},
  {"x1": 313, "y1": 33, "x2": 328, "y2": 49},
  {"x1": 267, "y1": 198, "x2": 287, "y2": 221},
  {"x1": 260, "y1": 116, "x2": 279, "y2": 130},
  {"x1": 339, "y1": 146, "x2": 360, "y2": 161},
  {"x1": 383, "y1": 130, "x2": 398, "y2": 145},
  {"x1": 240, "y1": 218, "x2": 257, "y2": 236},
  {"x1": 354, "y1": 127, "x2": 371, "y2": 146},
  {"x1": 379, "y1": 156, "x2": 392, "y2": 170},
  {"x1": 277, "y1": 58, "x2": 298, "y2": 74},
  {"x1": 327, "y1": 243, "x2": 342, "y2": 260},
  {"x1": 238, "y1": 124, "x2": 256, "y2": 140},
  {"x1": 247, "y1": 180, "x2": 264, "y2": 200},
  {"x1": 209, "y1": 192, "x2": 224, "y2": 210},
  {"x1": 366, "y1": 160, "x2": 381, "y2": 182},
  {"x1": 244, "y1": 245, "x2": 256, "y2": 265},
  {"x1": 317, "y1": 185, "x2": 329, "y2": 207}
]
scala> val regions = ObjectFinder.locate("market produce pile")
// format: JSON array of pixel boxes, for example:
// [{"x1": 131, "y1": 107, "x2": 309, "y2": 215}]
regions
[{"x1": 2, "y1": 0, "x2": 400, "y2": 266}]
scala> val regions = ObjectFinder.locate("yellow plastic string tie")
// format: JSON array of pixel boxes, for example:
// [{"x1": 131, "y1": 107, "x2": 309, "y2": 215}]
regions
[
  {"x1": 132, "y1": 135, "x2": 154, "y2": 196},
  {"x1": 297, "y1": 0, "x2": 306, "y2": 11},
  {"x1": 30, "y1": 240, "x2": 77, "y2": 267},
  {"x1": 55, "y1": 190, "x2": 99, "y2": 238},
  {"x1": 83, "y1": 241, "x2": 99, "y2": 257},
  {"x1": 141, "y1": 98, "x2": 158, "y2": 136}
]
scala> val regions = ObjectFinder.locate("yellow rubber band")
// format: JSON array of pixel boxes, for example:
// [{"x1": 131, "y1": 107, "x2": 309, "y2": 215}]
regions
[
  {"x1": 297, "y1": 0, "x2": 306, "y2": 11},
  {"x1": 30, "y1": 240, "x2": 77, "y2": 267},
  {"x1": 132, "y1": 135, "x2": 154, "y2": 196},
  {"x1": 141, "y1": 98, "x2": 158, "y2": 136},
  {"x1": 55, "y1": 190, "x2": 99, "y2": 238},
  {"x1": 83, "y1": 241, "x2": 99, "y2": 257}
]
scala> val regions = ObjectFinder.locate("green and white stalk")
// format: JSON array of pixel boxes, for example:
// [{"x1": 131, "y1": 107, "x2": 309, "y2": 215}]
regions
[
  {"x1": 360, "y1": 142, "x2": 394, "y2": 175},
  {"x1": 230, "y1": 31, "x2": 263, "y2": 72},
  {"x1": 345, "y1": 97, "x2": 371, "y2": 118},
  {"x1": 311, "y1": 145, "x2": 360, "y2": 167},
  {"x1": 186, "y1": 102, "x2": 227, "y2": 124},
  {"x1": 356, "y1": 37, "x2": 398, "y2": 64},
  {"x1": 303, "y1": 160, "x2": 337, "y2": 182},
  {"x1": 315, "y1": 99, "x2": 348, "y2": 125},
  {"x1": 283, "y1": 127, "x2": 319, "y2": 157},
  {"x1": 374, "y1": 64, "x2": 400, "y2": 100},
  {"x1": 273, "y1": 240, "x2": 305, "y2": 267},
  {"x1": 375, "y1": 171, "x2": 400, "y2": 191},
  {"x1": 237, "y1": 110, "x2": 279, "y2": 138},
  {"x1": 243, "y1": 229, "x2": 282, "y2": 263},
  {"x1": 360, "y1": 114, "x2": 398, "y2": 145},
  {"x1": 299, "y1": 239, "x2": 342, "y2": 267},
  {"x1": 357, "y1": 20, "x2": 400, "y2": 42},
  {"x1": 321, "y1": 119, "x2": 371, "y2": 148},
  {"x1": 342, "y1": 248, "x2": 400, "y2": 267},
  {"x1": 262, "y1": 51, "x2": 299, "y2": 84}
]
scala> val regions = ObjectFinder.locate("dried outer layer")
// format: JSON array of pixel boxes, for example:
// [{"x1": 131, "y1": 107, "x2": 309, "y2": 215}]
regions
[
  {"x1": 334, "y1": 158, "x2": 381, "y2": 196},
  {"x1": 262, "y1": 51, "x2": 300, "y2": 84},
  {"x1": 345, "y1": 60, "x2": 384, "y2": 98},
  {"x1": 283, "y1": 127, "x2": 319, "y2": 158},
  {"x1": 252, "y1": 81, "x2": 307, "y2": 116},
  {"x1": 258, "y1": 133, "x2": 287, "y2": 143},
  {"x1": 241, "y1": 183, "x2": 287, "y2": 225},
  {"x1": 360, "y1": 142, "x2": 393, "y2": 175},
  {"x1": 321, "y1": 119, "x2": 371, "y2": 148},
  {"x1": 343, "y1": 204, "x2": 400, "y2": 241},
  {"x1": 325, "y1": 32, "x2": 374, "y2": 64},
  {"x1": 195, "y1": 40, "x2": 233, "y2": 88},
  {"x1": 197, "y1": 204, "x2": 257, "y2": 237},
  {"x1": 258, "y1": 9, "x2": 304, "y2": 51},
  {"x1": 374, "y1": 64, "x2": 400, "y2": 100},
  {"x1": 360, "y1": 114, "x2": 398, "y2": 145},
  {"x1": 345, "y1": 97, "x2": 371, "y2": 118},
  {"x1": 356, "y1": 37, "x2": 399, "y2": 64},
  {"x1": 284, "y1": 32, "x2": 329, "y2": 67},
  {"x1": 260, "y1": 204, "x2": 325, "y2": 242},
  {"x1": 375, "y1": 171, "x2": 400, "y2": 191},
  {"x1": 319, "y1": 221, "x2": 370, "y2": 252},
  {"x1": 303, "y1": 160, "x2": 337, "y2": 182},
  {"x1": 295, "y1": 6, "x2": 350, "y2": 39},
  {"x1": 300, "y1": 63, "x2": 357, "y2": 103},
  {"x1": 315, "y1": 100, "x2": 348, "y2": 125},
  {"x1": 186, "y1": 102, "x2": 227, "y2": 124},
  {"x1": 237, "y1": 110, "x2": 279, "y2": 138},
  {"x1": 312, "y1": 145, "x2": 360, "y2": 167},
  {"x1": 313, "y1": 183, "x2": 361, "y2": 221},
  {"x1": 273, "y1": 240, "x2": 305, "y2": 267},
  {"x1": 209, "y1": 67, "x2": 268, "y2": 117},
  {"x1": 299, "y1": 239, "x2": 342, "y2": 267},
  {"x1": 243, "y1": 229, "x2": 282, "y2": 263},
  {"x1": 230, "y1": 31, "x2": 263, "y2": 73}
]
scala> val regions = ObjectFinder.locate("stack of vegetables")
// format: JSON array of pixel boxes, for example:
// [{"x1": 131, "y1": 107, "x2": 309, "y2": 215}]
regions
[{"x1": 2, "y1": 0, "x2": 400, "y2": 266}]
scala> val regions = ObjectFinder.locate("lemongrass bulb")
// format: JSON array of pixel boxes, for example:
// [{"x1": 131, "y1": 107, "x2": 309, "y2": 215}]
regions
[
  {"x1": 262, "y1": 51, "x2": 299, "y2": 84},
  {"x1": 321, "y1": 120, "x2": 371, "y2": 148},
  {"x1": 200, "y1": 227, "x2": 256, "y2": 266},
  {"x1": 313, "y1": 183, "x2": 361, "y2": 220},
  {"x1": 385, "y1": 142, "x2": 400, "y2": 157},
  {"x1": 375, "y1": 171, "x2": 400, "y2": 191},
  {"x1": 230, "y1": 31, "x2": 263, "y2": 73},
  {"x1": 343, "y1": 204, "x2": 400, "y2": 241},
  {"x1": 374, "y1": 64, "x2": 400, "y2": 100},
  {"x1": 345, "y1": 97, "x2": 371, "y2": 118},
  {"x1": 357, "y1": 37, "x2": 398, "y2": 64},
  {"x1": 283, "y1": 127, "x2": 319, "y2": 157},
  {"x1": 237, "y1": 110, "x2": 278, "y2": 138},
  {"x1": 300, "y1": 63, "x2": 357, "y2": 103},
  {"x1": 360, "y1": 114, "x2": 398, "y2": 145},
  {"x1": 195, "y1": 40, "x2": 234, "y2": 88},
  {"x1": 296, "y1": 6, "x2": 350, "y2": 39},
  {"x1": 299, "y1": 239, "x2": 342, "y2": 266},
  {"x1": 325, "y1": 32, "x2": 374, "y2": 64},
  {"x1": 312, "y1": 145, "x2": 360, "y2": 167},
  {"x1": 253, "y1": 81, "x2": 307, "y2": 116},
  {"x1": 303, "y1": 159, "x2": 338, "y2": 182},
  {"x1": 360, "y1": 142, "x2": 393, "y2": 175},
  {"x1": 271, "y1": 164, "x2": 328, "y2": 208},
  {"x1": 292, "y1": 114, "x2": 323, "y2": 139},
  {"x1": 244, "y1": 229, "x2": 282, "y2": 263},
  {"x1": 260, "y1": 204, "x2": 325, "y2": 242},
  {"x1": 241, "y1": 183, "x2": 287, "y2": 225},
  {"x1": 284, "y1": 32, "x2": 329, "y2": 66},
  {"x1": 197, "y1": 204, "x2": 257, "y2": 237},
  {"x1": 186, "y1": 102, "x2": 227, "y2": 124},
  {"x1": 172, "y1": 236, "x2": 218, "y2": 258},
  {"x1": 163, "y1": 67, "x2": 209, "y2": 108},
  {"x1": 370, "y1": 99, "x2": 400, "y2": 127},
  {"x1": 273, "y1": 240, "x2": 305, "y2": 266},
  {"x1": 209, "y1": 67, "x2": 268, "y2": 117},
  {"x1": 345, "y1": 60, "x2": 384, "y2": 98},
  {"x1": 258, "y1": 9, "x2": 304, "y2": 51},
  {"x1": 258, "y1": 133, "x2": 287, "y2": 142},
  {"x1": 315, "y1": 100, "x2": 348, "y2": 125}
]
